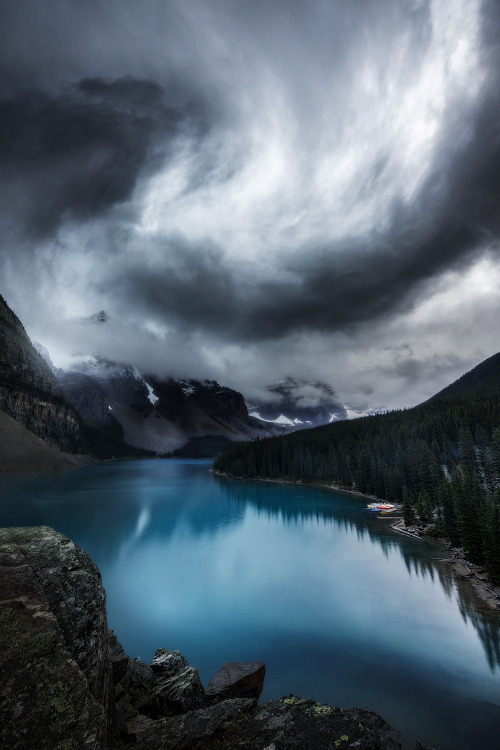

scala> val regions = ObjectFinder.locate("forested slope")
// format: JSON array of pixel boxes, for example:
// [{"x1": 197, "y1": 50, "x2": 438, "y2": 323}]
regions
[{"x1": 214, "y1": 354, "x2": 500, "y2": 583}]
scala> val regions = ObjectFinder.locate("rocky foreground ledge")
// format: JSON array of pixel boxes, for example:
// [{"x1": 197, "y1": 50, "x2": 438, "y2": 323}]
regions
[{"x1": 0, "y1": 527, "x2": 432, "y2": 750}]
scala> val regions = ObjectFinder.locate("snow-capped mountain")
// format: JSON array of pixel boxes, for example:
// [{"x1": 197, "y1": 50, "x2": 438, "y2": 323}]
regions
[
  {"x1": 248, "y1": 377, "x2": 347, "y2": 428},
  {"x1": 343, "y1": 404, "x2": 387, "y2": 420},
  {"x1": 56, "y1": 358, "x2": 289, "y2": 453}
]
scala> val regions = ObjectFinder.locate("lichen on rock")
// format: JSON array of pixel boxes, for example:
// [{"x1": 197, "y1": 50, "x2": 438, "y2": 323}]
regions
[{"x1": 0, "y1": 526, "x2": 111, "y2": 750}]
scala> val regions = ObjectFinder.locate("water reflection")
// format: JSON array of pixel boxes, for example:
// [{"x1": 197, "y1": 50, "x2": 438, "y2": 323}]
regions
[
  {"x1": 215, "y1": 474, "x2": 500, "y2": 672},
  {"x1": 456, "y1": 584, "x2": 500, "y2": 672},
  {"x1": 0, "y1": 460, "x2": 246, "y2": 564},
  {"x1": 0, "y1": 460, "x2": 499, "y2": 750}
]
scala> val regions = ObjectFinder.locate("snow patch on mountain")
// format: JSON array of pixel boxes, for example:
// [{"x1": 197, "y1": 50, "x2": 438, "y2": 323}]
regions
[
  {"x1": 249, "y1": 377, "x2": 347, "y2": 429},
  {"x1": 179, "y1": 380, "x2": 196, "y2": 396},
  {"x1": 344, "y1": 405, "x2": 387, "y2": 419},
  {"x1": 144, "y1": 382, "x2": 158, "y2": 405},
  {"x1": 249, "y1": 411, "x2": 311, "y2": 426},
  {"x1": 132, "y1": 367, "x2": 158, "y2": 405}
]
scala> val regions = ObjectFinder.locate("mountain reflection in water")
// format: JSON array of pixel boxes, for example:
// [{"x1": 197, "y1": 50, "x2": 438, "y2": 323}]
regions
[{"x1": 0, "y1": 459, "x2": 499, "y2": 750}]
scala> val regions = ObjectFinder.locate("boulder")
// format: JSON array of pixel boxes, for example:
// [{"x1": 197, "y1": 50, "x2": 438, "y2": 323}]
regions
[
  {"x1": 128, "y1": 695, "x2": 404, "y2": 750},
  {"x1": 108, "y1": 630, "x2": 129, "y2": 685},
  {"x1": 205, "y1": 661, "x2": 265, "y2": 704},
  {"x1": 220, "y1": 696, "x2": 404, "y2": 749},
  {"x1": 0, "y1": 526, "x2": 112, "y2": 750},
  {"x1": 128, "y1": 697, "x2": 256, "y2": 750},
  {"x1": 148, "y1": 648, "x2": 205, "y2": 714},
  {"x1": 114, "y1": 647, "x2": 205, "y2": 731}
]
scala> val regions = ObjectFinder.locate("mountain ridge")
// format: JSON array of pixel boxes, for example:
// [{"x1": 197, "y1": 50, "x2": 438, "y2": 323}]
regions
[
  {"x1": 425, "y1": 352, "x2": 500, "y2": 402},
  {"x1": 214, "y1": 353, "x2": 500, "y2": 585},
  {"x1": 0, "y1": 295, "x2": 151, "y2": 467},
  {"x1": 0, "y1": 294, "x2": 81, "y2": 453}
]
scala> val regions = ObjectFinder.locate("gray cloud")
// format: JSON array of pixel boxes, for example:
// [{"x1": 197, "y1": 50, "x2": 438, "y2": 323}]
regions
[
  {"x1": 104, "y1": 91, "x2": 500, "y2": 344},
  {"x1": 0, "y1": 76, "x2": 208, "y2": 237},
  {"x1": 1, "y1": 0, "x2": 500, "y2": 409}
]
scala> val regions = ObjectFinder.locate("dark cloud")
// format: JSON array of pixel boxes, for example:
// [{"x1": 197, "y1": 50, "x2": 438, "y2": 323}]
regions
[
  {"x1": 110, "y1": 238, "x2": 241, "y2": 335},
  {"x1": 105, "y1": 75, "x2": 500, "y2": 344},
  {"x1": 1, "y1": 0, "x2": 500, "y2": 409},
  {"x1": 371, "y1": 352, "x2": 468, "y2": 389},
  {"x1": 0, "y1": 76, "x2": 206, "y2": 237}
]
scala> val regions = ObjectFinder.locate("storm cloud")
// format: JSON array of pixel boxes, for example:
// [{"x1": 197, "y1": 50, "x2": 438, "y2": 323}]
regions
[
  {"x1": 0, "y1": 76, "x2": 208, "y2": 236},
  {"x1": 1, "y1": 0, "x2": 500, "y2": 408}
]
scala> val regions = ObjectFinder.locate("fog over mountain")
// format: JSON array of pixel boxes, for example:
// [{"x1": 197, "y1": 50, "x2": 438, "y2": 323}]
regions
[{"x1": 1, "y1": 0, "x2": 500, "y2": 409}]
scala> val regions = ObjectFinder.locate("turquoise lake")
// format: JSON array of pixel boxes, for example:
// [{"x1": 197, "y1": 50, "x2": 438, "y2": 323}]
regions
[{"x1": 0, "y1": 458, "x2": 499, "y2": 750}]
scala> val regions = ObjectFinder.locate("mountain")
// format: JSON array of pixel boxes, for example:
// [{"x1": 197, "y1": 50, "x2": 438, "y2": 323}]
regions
[
  {"x1": 0, "y1": 296, "x2": 152, "y2": 467},
  {"x1": 426, "y1": 353, "x2": 500, "y2": 402},
  {"x1": 59, "y1": 358, "x2": 288, "y2": 454},
  {"x1": 0, "y1": 296, "x2": 349, "y2": 459},
  {"x1": 58, "y1": 366, "x2": 349, "y2": 454},
  {"x1": 0, "y1": 409, "x2": 85, "y2": 471},
  {"x1": 248, "y1": 377, "x2": 347, "y2": 427},
  {"x1": 56, "y1": 370, "x2": 125, "y2": 439},
  {"x1": 214, "y1": 353, "x2": 500, "y2": 584},
  {"x1": 0, "y1": 294, "x2": 81, "y2": 453}
]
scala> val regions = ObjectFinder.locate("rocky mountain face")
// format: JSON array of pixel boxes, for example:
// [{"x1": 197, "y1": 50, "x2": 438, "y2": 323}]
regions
[
  {"x1": 51, "y1": 360, "x2": 354, "y2": 454},
  {"x1": 0, "y1": 525, "x2": 425, "y2": 750},
  {"x1": 0, "y1": 294, "x2": 352, "y2": 459},
  {"x1": 60, "y1": 359, "x2": 286, "y2": 453},
  {"x1": 248, "y1": 377, "x2": 347, "y2": 427},
  {"x1": 0, "y1": 526, "x2": 111, "y2": 749},
  {"x1": 0, "y1": 410, "x2": 88, "y2": 471},
  {"x1": 0, "y1": 295, "x2": 80, "y2": 452},
  {"x1": 56, "y1": 370, "x2": 117, "y2": 429}
]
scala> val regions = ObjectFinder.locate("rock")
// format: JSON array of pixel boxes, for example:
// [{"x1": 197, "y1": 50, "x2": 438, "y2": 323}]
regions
[
  {"x1": 108, "y1": 630, "x2": 129, "y2": 685},
  {"x1": 57, "y1": 370, "x2": 117, "y2": 430},
  {"x1": 114, "y1": 656, "x2": 155, "y2": 739},
  {"x1": 129, "y1": 697, "x2": 256, "y2": 750},
  {"x1": 148, "y1": 648, "x2": 205, "y2": 714},
  {"x1": 212, "y1": 696, "x2": 404, "y2": 750},
  {"x1": 0, "y1": 294, "x2": 81, "y2": 453},
  {"x1": 129, "y1": 695, "x2": 406, "y2": 750},
  {"x1": 0, "y1": 525, "x2": 434, "y2": 750},
  {"x1": 0, "y1": 526, "x2": 112, "y2": 750},
  {"x1": 205, "y1": 661, "x2": 266, "y2": 705},
  {"x1": 0, "y1": 408, "x2": 86, "y2": 471},
  {"x1": 114, "y1": 647, "x2": 205, "y2": 733}
]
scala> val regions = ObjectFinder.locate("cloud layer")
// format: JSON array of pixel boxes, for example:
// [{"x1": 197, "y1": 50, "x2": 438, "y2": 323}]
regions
[{"x1": 1, "y1": 0, "x2": 500, "y2": 408}]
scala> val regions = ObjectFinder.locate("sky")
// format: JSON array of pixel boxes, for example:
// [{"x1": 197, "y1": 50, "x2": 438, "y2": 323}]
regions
[{"x1": 1, "y1": 0, "x2": 500, "y2": 411}]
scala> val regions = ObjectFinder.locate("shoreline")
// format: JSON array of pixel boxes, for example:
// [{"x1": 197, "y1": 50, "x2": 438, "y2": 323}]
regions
[{"x1": 213, "y1": 470, "x2": 500, "y2": 613}]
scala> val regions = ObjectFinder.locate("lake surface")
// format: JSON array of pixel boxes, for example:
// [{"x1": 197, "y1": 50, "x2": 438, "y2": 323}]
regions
[{"x1": 0, "y1": 458, "x2": 499, "y2": 750}]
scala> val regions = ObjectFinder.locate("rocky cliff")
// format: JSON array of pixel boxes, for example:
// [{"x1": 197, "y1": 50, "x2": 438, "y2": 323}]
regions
[
  {"x1": 64, "y1": 359, "x2": 286, "y2": 453},
  {"x1": 0, "y1": 526, "x2": 111, "y2": 749},
  {"x1": 0, "y1": 295, "x2": 80, "y2": 452},
  {"x1": 0, "y1": 410, "x2": 88, "y2": 471},
  {"x1": 0, "y1": 526, "x2": 433, "y2": 750},
  {"x1": 56, "y1": 370, "x2": 114, "y2": 428}
]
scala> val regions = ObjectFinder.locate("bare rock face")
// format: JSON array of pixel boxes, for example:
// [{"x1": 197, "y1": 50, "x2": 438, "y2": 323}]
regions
[
  {"x1": 211, "y1": 696, "x2": 404, "y2": 750},
  {"x1": 205, "y1": 661, "x2": 265, "y2": 705},
  {"x1": 0, "y1": 525, "x2": 432, "y2": 750},
  {"x1": 0, "y1": 409, "x2": 86, "y2": 471},
  {"x1": 57, "y1": 370, "x2": 114, "y2": 427},
  {"x1": 0, "y1": 526, "x2": 112, "y2": 750},
  {"x1": 0, "y1": 295, "x2": 80, "y2": 452},
  {"x1": 119, "y1": 695, "x2": 404, "y2": 750},
  {"x1": 149, "y1": 648, "x2": 205, "y2": 713},
  {"x1": 127, "y1": 697, "x2": 256, "y2": 750}
]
